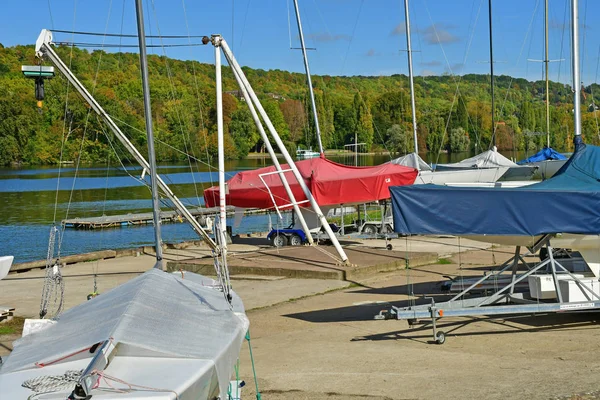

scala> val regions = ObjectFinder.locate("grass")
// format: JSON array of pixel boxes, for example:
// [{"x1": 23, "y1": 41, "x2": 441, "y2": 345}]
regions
[
  {"x1": 0, "y1": 316, "x2": 25, "y2": 336},
  {"x1": 437, "y1": 258, "x2": 453, "y2": 265}
]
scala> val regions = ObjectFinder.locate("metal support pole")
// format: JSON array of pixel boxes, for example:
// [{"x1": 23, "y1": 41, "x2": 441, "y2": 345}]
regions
[
  {"x1": 509, "y1": 246, "x2": 521, "y2": 294},
  {"x1": 403, "y1": 0, "x2": 419, "y2": 158},
  {"x1": 292, "y1": 0, "x2": 324, "y2": 155},
  {"x1": 547, "y1": 245, "x2": 563, "y2": 303},
  {"x1": 572, "y1": 0, "x2": 582, "y2": 142},
  {"x1": 214, "y1": 35, "x2": 227, "y2": 243},
  {"x1": 488, "y1": 0, "x2": 496, "y2": 148},
  {"x1": 135, "y1": 0, "x2": 163, "y2": 269},
  {"x1": 219, "y1": 39, "x2": 348, "y2": 263},
  {"x1": 35, "y1": 30, "x2": 218, "y2": 252},
  {"x1": 544, "y1": 0, "x2": 551, "y2": 147},
  {"x1": 226, "y1": 49, "x2": 314, "y2": 244}
]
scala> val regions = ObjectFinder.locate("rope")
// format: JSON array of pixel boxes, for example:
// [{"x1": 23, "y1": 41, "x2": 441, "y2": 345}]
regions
[
  {"x1": 22, "y1": 369, "x2": 82, "y2": 395},
  {"x1": 92, "y1": 370, "x2": 180, "y2": 399},
  {"x1": 245, "y1": 329, "x2": 262, "y2": 400},
  {"x1": 39, "y1": 226, "x2": 64, "y2": 319}
]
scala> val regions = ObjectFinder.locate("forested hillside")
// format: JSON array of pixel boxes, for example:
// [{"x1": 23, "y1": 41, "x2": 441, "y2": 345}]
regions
[{"x1": 1, "y1": 43, "x2": 599, "y2": 165}]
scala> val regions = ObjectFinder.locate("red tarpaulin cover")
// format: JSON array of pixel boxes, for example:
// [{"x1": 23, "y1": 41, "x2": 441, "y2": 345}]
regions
[{"x1": 204, "y1": 156, "x2": 418, "y2": 209}]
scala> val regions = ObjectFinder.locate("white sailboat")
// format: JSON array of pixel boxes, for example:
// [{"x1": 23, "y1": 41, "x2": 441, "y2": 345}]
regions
[
  {"x1": 0, "y1": 2, "x2": 249, "y2": 398},
  {"x1": 390, "y1": 0, "x2": 508, "y2": 185}
]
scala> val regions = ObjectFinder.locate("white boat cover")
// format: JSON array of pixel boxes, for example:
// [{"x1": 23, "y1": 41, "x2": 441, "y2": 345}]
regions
[
  {"x1": 436, "y1": 147, "x2": 517, "y2": 169},
  {"x1": 389, "y1": 152, "x2": 433, "y2": 171},
  {"x1": 0, "y1": 268, "x2": 248, "y2": 398}
]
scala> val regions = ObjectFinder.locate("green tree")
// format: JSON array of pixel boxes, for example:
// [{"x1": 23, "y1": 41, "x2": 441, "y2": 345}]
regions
[{"x1": 448, "y1": 127, "x2": 470, "y2": 153}]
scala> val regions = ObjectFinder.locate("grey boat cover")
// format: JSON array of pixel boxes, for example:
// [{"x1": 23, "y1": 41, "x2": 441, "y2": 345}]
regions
[
  {"x1": 0, "y1": 269, "x2": 248, "y2": 397},
  {"x1": 436, "y1": 147, "x2": 517, "y2": 169},
  {"x1": 389, "y1": 152, "x2": 432, "y2": 171}
]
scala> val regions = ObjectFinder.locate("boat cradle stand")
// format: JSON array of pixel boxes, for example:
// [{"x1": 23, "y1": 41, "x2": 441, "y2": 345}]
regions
[{"x1": 374, "y1": 234, "x2": 600, "y2": 344}]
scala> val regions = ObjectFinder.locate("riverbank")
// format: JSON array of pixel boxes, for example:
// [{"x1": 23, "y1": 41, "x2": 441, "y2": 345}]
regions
[{"x1": 2, "y1": 237, "x2": 599, "y2": 399}]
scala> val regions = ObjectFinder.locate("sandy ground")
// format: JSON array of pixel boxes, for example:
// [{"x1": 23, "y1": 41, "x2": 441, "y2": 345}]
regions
[{"x1": 1, "y1": 238, "x2": 598, "y2": 399}]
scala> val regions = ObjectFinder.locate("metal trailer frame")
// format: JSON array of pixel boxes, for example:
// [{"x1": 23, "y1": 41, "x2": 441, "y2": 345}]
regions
[{"x1": 375, "y1": 236, "x2": 600, "y2": 344}]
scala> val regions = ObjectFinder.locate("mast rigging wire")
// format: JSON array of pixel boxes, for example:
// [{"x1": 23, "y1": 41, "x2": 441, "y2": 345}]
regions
[{"x1": 51, "y1": 29, "x2": 206, "y2": 38}]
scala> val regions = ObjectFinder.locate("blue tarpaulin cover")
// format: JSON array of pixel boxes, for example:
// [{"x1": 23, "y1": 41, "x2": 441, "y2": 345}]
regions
[
  {"x1": 390, "y1": 143, "x2": 600, "y2": 237},
  {"x1": 517, "y1": 147, "x2": 567, "y2": 164}
]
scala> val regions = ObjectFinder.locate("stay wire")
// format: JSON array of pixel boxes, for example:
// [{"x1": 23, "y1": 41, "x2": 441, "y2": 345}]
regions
[
  {"x1": 149, "y1": 0, "x2": 205, "y2": 204},
  {"x1": 181, "y1": 0, "x2": 213, "y2": 201},
  {"x1": 57, "y1": 0, "x2": 115, "y2": 258}
]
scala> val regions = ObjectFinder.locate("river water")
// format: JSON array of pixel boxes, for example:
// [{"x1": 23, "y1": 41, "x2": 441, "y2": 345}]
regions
[{"x1": 0, "y1": 151, "x2": 531, "y2": 263}]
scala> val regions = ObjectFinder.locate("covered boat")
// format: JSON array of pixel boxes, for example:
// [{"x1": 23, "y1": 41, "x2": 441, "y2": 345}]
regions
[
  {"x1": 518, "y1": 147, "x2": 568, "y2": 179},
  {"x1": 390, "y1": 152, "x2": 508, "y2": 184},
  {"x1": 389, "y1": 141, "x2": 599, "y2": 238},
  {"x1": 0, "y1": 269, "x2": 248, "y2": 399},
  {"x1": 204, "y1": 156, "x2": 418, "y2": 209},
  {"x1": 435, "y1": 147, "x2": 538, "y2": 181}
]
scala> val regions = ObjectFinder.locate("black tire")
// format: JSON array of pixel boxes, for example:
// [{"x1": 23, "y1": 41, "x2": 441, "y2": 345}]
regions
[
  {"x1": 435, "y1": 331, "x2": 446, "y2": 345},
  {"x1": 272, "y1": 234, "x2": 287, "y2": 247},
  {"x1": 380, "y1": 224, "x2": 393, "y2": 234},
  {"x1": 386, "y1": 243, "x2": 393, "y2": 251},
  {"x1": 289, "y1": 234, "x2": 303, "y2": 246},
  {"x1": 362, "y1": 224, "x2": 378, "y2": 234}
]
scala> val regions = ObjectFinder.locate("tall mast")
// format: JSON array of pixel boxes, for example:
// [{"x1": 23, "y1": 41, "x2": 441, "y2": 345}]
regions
[
  {"x1": 544, "y1": 0, "x2": 550, "y2": 147},
  {"x1": 403, "y1": 0, "x2": 419, "y2": 160},
  {"x1": 292, "y1": 0, "x2": 324, "y2": 155},
  {"x1": 214, "y1": 36, "x2": 227, "y2": 242},
  {"x1": 135, "y1": 0, "x2": 163, "y2": 269},
  {"x1": 488, "y1": 0, "x2": 496, "y2": 149},
  {"x1": 572, "y1": 0, "x2": 582, "y2": 142}
]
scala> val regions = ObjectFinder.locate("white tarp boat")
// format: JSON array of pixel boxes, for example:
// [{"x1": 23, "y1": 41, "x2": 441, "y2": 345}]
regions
[{"x1": 0, "y1": 269, "x2": 248, "y2": 399}]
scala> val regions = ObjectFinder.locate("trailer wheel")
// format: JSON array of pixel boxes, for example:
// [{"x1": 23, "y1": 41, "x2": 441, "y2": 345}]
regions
[
  {"x1": 435, "y1": 331, "x2": 446, "y2": 345},
  {"x1": 362, "y1": 224, "x2": 378, "y2": 234},
  {"x1": 272, "y1": 234, "x2": 287, "y2": 247},
  {"x1": 289, "y1": 234, "x2": 303, "y2": 246}
]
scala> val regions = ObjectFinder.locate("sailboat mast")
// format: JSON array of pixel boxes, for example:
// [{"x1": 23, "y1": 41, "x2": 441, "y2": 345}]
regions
[
  {"x1": 572, "y1": 0, "x2": 582, "y2": 141},
  {"x1": 134, "y1": 0, "x2": 163, "y2": 269},
  {"x1": 488, "y1": 0, "x2": 496, "y2": 148},
  {"x1": 215, "y1": 37, "x2": 227, "y2": 241},
  {"x1": 292, "y1": 0, "x2": 324, "y2": 155},
  {"x1": 403, "y1": 0, "x2": 419, "y2": 158},
  {"x1": 544, "y1": 0, "x2": 550, "y2": 147}
]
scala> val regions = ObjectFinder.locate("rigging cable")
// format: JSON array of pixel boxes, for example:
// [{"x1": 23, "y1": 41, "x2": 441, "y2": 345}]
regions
[
  {"x1": 149, "y1": 0, "x2": 206, "y2": 208},
  {"x1": 181, "y1": 0, "x2": 214, "y2": 204},
  {"x1": 50, "y1": 29, "x2": 206, "y2": 38}
]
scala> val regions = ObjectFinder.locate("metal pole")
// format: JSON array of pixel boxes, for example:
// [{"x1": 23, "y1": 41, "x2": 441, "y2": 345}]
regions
[
  {"x1": 219, "y1": 39, "x2": 349, "y2": 263},
  {"x1": 545, "y1": 0, "x2": 551, "y2": 148},
  {"x1": 292, "y1": 0, "x2": 324, "y2": 155},
  {"x1": 135, "y1": 0, "x2": 163, "y2": 269},
  {"x1": 572, "y1": 0, "x2": 582, "y2": 141},
  {"x1": 226, "y1": 44, "x2": 314, "y2": 244},
  {"x1": 354, "y1": 132, "x2": 358, "y2": 166},
  {"x1": 214, "y1": 36, "x2": 227, "y2": 242},
  {"x1": 404, "y1": 0, "x2": 419, "y2": 159},
  {"x1": 488, "y1": 0, "x2": 496, "y2": 149}
]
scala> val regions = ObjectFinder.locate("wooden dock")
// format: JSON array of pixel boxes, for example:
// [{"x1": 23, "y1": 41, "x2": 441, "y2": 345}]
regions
[{"x1": 62, "y1": 206, "x2": 233, "y2": 230}]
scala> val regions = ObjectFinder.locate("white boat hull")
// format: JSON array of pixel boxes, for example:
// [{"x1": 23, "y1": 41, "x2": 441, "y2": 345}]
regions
[
  {"x1": 415, "y1": 167, "x2": 509, "y2": 185},
  {"x1": 0, "y1": 255, "x2": 14, "y2": 281}
]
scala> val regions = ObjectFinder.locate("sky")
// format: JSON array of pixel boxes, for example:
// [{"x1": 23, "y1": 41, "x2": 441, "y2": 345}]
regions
[{"x1": 1, "y1": 0, "x2": 600, "y2": 84}]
